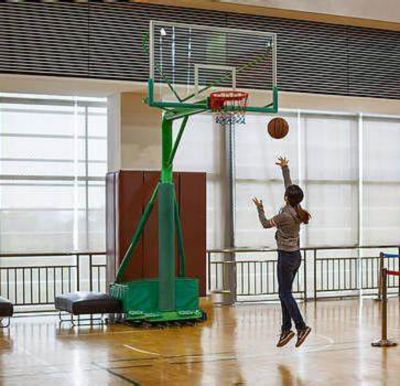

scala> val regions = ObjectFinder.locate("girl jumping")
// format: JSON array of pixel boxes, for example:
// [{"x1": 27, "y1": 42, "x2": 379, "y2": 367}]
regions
[{"x1": 253, "y1": 156, "x2": 311, "y2": 348}]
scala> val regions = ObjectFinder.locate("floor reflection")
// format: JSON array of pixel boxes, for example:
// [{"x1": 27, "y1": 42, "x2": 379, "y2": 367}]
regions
[
  {"x1": 278, "y1": 365, "x2": 305, "y2": 386},
  {"x1": 0, "y1": 299, "x2": 399, "y2": 385}
]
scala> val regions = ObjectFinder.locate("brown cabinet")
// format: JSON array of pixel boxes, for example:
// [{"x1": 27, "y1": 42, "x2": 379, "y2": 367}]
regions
[{"x1": 106, "y1": 171, "x2": 207, "y2": 296}]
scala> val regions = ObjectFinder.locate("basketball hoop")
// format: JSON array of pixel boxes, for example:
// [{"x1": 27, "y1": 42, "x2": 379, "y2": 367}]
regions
[{"x1": 209, "y1": 91, "x2": 249, "y2": 125}]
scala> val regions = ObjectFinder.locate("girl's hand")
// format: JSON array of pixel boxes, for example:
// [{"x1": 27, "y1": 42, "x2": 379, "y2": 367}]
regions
[
  {"x1": 252, "y1": 197, "x2": 264, "y2": 209},
  {"x1": 275, "y1": 156, "x2": 289, "y2": 168}
]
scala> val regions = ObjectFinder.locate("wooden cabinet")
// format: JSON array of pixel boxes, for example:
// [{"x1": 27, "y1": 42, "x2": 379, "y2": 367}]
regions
[{"x1": 106, "y1": 171, "x2": 207, "y2": 296}]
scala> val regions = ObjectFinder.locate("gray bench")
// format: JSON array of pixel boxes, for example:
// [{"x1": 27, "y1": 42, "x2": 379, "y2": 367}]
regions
[
  {"x1": 0, "y1": 297, "x2": 13, "y2": 328},
  {"x1": 55, "y1": 291, "x2": 122, "y2": 326}
]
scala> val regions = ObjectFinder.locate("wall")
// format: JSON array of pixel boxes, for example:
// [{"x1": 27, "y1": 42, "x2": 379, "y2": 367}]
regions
[
  {"x1": 111, "y1": 89, "x2": 400, "y2": 250},
  {"x1": 280, "y1": 92, "x2": 400, "y2": 115},
  {"x1": 2, "y1": 2, "x2": 400, "y2": 99},
  {"x1": 109, "y1": 91, "x2": 227, "y2": 250},
  {"x1": 2, "y1": 75, "x2": 399, "y2": 251},
  {"x1": 120, "y1": 93, "x2": 161, "y2": 170},
  {"x1": 221, "y1": 0, "x2": 400, "y2": 24}
]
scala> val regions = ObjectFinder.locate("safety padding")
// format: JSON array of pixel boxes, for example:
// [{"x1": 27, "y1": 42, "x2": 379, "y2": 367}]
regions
[
  {"x1": 0, "y1": 296, "x2": 13, "y2": 318},
  {"x1": 55, "y1": 291, "x2": 122, "y2": 315}
]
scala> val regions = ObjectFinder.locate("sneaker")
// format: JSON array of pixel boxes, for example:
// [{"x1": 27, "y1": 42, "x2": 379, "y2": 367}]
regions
[
  {"x1": 295, "y1": 326, "x2": 312, "y2": 348},
  {"x1": 277, "y1": 330, "x2": 295, "y2": 347}
]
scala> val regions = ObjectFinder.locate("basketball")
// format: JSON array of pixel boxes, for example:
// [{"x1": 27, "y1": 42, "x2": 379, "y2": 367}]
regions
[{"x1": 267, "y1": 117, "x2": 289, "y2": 139}]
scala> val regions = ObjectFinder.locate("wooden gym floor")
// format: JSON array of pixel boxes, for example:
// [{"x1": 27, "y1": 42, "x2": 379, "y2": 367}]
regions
[{"x1": 1, "y1": 298, "x2": 399, "y2": 385}]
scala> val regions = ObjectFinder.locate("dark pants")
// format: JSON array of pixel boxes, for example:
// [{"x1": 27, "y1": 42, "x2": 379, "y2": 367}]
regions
[{"x1": 278, "y1": 250, "x2": 306, "y2": 332}]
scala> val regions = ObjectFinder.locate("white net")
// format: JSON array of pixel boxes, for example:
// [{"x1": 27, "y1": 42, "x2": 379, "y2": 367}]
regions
[{"x1": 210, "y1": 90, "x2": 248, "y2": 125}]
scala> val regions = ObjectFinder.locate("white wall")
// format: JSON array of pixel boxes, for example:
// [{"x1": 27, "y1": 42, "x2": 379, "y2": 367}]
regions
[
  {"x1": 111, "y1": 94, "x2": 228, "y2": 249},
  {"x1": 112, "y1": 90, "x2": 400, "y2": 249},
  {"x1": 120, "y1": 93, "x2": 161, "y2": 170}
]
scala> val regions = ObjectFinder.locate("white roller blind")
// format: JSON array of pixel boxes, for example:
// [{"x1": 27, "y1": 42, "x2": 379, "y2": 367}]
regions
[
  {"x1": 235, "y1": 111, "x2": 359, "y2": 249},
  {"x1": 235, "y1": 112, "x2": 298, "y2": 248},
  {"x1": 363, "y1": 117, "x2": 400, "y2": 245},
  {"x1": 303, "y1": 113, "x2": 358, "y2": 246},
  {"x1": 0, "y1": 94, "x2": 107, "y2": 253},
  {"x1": 173, "y1": 114, "x2": 226, "y2": 249}
]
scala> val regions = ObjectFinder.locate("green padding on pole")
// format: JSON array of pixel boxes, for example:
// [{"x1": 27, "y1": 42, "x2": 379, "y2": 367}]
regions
[
  {"x1": 161, "y1": 118, "x2": 173, "y2": 183},
  {"x1": 158, "y1": 182, "x2": 175, "y2": 311},
  {"x1": 174, "y1": 194, "x2": 186, "y2": 278},
  {"x1": 272, "y1": 85, "x2": 279, "y2": 113},
  {"x1": 115, "y1": 183, "x2": 160, "y2": 283}
]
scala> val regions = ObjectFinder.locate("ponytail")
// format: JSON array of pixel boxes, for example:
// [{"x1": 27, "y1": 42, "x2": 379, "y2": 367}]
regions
[
  {"x1": 285, "y1": 184, "x2": 311, "y2": 224},
  {"x1": 294, "y1": 205, "x2": 311, "y2": 225}
]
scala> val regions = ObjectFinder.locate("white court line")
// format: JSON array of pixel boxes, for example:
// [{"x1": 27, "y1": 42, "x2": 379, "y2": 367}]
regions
[
  {"x1": 123, "y1": 344, "x2": 161, "y2": 357},
  {"x1": 302, "y1": 333, "x2": 335, "y2": 353},
  {"x1": 313, "y1": 333, "x2": 335, "y2": 345},
  {"x1": 56, "y1": 328, "x2": 165, "y2": 338}
]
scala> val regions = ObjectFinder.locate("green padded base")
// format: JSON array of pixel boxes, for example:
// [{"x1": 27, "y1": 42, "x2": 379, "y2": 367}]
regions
[
  {"x1": 110, "y1": 278, "x2": 203, "y2": 322},
  {"x1": 125, "y1": 309, "x2": 204, "y2": 323}
]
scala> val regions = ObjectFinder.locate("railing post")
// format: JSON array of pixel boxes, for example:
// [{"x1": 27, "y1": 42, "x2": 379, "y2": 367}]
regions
[
  {"x1": 372, "y1": 268, "x2": 397, "y2": 347},
  {"x1": 376, "y1": 252, "x2": 384, "y2": 301},
  {"x1": 381, "y1": 269, "x2": 388, "y2": 341},
  {"x1": 76, "y1": 254, "x2": 80, "y2": 292},
  {"x1": 398, "y1": 247, "x2": 400, "y2": 297},
  {"x1": 357, "y1": 247, "x2": 361, "y2": 297},
  {"x1": 313, "y1": 249, "x2": 317, "y2": 300},
  {"x1": 207, "y1": 251, "x2": 211, "y2": 293},
  {"x1": 227, "y1": 255, "x2": 237, "y2": 304},
  {"x1": 89, "y1": 254, "x2": 93, "y2": 292},
  {"x1": 303, "y1": 249, "x2": 307, "y2": 302}
]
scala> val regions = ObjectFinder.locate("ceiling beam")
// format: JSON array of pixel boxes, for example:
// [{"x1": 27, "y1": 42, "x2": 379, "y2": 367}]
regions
[{"x1": 132, "y1": 0, "x2": 400, "y2": 32}]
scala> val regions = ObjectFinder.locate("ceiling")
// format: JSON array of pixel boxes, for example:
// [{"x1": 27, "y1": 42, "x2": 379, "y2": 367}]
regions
[{"x1": 218, "y1": 0, "x2": 400, "y2": 24}]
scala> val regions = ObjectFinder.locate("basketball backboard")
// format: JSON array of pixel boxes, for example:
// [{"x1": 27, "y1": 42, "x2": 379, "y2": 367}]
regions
[{"x1": 146, "y1": 21, "x2": 278, "y2": 113}]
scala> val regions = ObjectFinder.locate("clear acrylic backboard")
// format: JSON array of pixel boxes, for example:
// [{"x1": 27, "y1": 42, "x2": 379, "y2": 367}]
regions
[{"x1": 146, "y1": 20, "x2": 278, "y2": 113}]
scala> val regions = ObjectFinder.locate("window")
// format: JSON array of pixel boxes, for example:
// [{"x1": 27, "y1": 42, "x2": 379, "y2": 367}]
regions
[
  {"x1": 234, "y1": 109, "x2": 400, "y2": 248},
  {"x1": 0, "y1": 94, "x2": 107, "y2": 253}
]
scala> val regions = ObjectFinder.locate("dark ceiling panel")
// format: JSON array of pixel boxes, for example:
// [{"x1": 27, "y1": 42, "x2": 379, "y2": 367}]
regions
[
  {"x1": 0, "y1": 2, "x2": 399, "y2": 99},
  {"x1": 0, "y1": 3, "x2": 89, "y2": 76}
]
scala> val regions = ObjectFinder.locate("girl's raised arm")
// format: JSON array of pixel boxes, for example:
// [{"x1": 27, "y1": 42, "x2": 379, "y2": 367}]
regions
[{"x1": 276, "y1": 156, "x2": 292, "y2": 189}]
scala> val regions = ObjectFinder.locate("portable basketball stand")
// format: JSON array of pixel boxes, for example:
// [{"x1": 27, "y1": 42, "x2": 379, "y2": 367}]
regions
[{"x1": 110, "y1": 21, "x2": 279, "y2": 323}]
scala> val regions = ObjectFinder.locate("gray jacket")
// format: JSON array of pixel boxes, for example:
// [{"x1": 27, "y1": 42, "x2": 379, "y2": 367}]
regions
[{"x1": 257, "y1": 166, "x2": 302, "y2": 252}]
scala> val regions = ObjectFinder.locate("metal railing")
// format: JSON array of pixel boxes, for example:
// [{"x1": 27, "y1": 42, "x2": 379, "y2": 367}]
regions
[
  {"x1": 208, "y1": 248, "x2": 306, "y2": 301},
  {"x1": 0, "y1": 252, "x2": 106, "y2": 313},
  {"x1": 207, "y1": 245, "x2": 400, "y2": 302},
  {"x1": 1, "y1": 244, "x2": 399, "y2": 312}
]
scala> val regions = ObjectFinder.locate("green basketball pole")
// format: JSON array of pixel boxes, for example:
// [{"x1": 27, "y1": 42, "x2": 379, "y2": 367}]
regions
[
  {"x1": 111, "y1": 112, "x2": 204, "y2": 323},
  {"x1": 158, "y1": 117, "x2": 175, "y2": 311},
  {"x1": 111, "y1": 21, "x2": 278, "y2": 323}
]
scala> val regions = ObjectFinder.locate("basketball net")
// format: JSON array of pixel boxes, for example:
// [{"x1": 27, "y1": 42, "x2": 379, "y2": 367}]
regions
[{"x1": 209, "y1": 91, "x2": 249, "y2": 125}]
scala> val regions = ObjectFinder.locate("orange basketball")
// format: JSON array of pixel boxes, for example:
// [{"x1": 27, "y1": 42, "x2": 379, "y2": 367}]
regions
[{"x1": 267, "y1": 117, "x2": 289, "y2": 139}]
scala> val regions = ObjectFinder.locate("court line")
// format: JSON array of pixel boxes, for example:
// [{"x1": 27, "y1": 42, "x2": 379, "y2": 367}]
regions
[
  {"x1": 93, "y1": 363, "x2": 140, "y2": 386},
  {"x1": 171, "y1": 356, "x2": 237, "y2": 365},
  {"x1": 108, "y1": 357, "x2": 159, "y2": 363},
  {"x1": 106, "y1": 363, "x2": 154, "y2": 370},
  {"x1": 123, "y1": 344, "x2": 162, "y2": 357},
  {"x1": 315, "y1": 333, "x2": 335, "y2": 345},
  {"x1": 167, "y1": 336, "x2": 356, "y2": 366},
  {"x1": 56, "y1": 328, "x2": 165, "y2": 338},
  {"x1": 167, "y1": 350, "x2": 234, "y2": 358}
]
